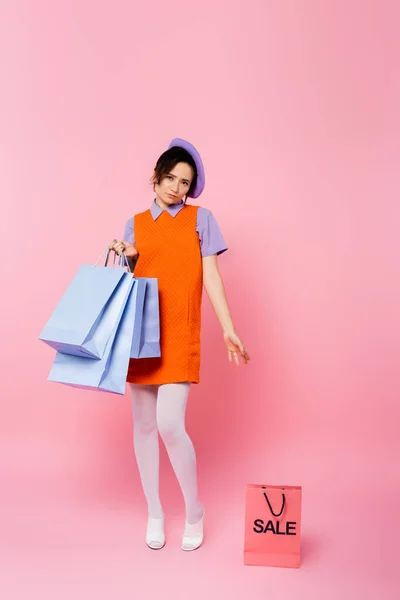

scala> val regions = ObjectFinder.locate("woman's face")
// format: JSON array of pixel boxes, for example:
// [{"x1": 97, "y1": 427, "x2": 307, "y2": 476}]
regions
[{"x1": 154, "y1": 162, "x2": 194, "y2": 206}]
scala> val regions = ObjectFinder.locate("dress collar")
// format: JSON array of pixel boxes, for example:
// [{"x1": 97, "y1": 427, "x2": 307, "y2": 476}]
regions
[{"x1": 150, "y1": 198, "x2": 185, "y2": 221}]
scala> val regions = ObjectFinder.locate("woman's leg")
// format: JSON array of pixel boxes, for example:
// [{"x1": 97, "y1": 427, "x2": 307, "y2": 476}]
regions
[
  {"x1": 129, "y1": 383, "x2": 164, "y2": 519},
  {"x1": 156, "y1": 382, "x2": 204, "y2": 524}
]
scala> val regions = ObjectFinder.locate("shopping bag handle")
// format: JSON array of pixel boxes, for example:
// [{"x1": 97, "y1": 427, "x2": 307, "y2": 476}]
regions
[
  {"x1": 93, "y1": 242, "x2": 133, "y2": 273},
  {"x1": 263, "y1": 491, "x2": 285, "y2": 517},
  {"x1": 118, "y1": 252, "x2": 133, "y2": 273},
  {"x1": 110, "y1": 249, "x2": 132, "y2": 273},
  {"x1": 108, "y1": 241, "x2": 134, "y2": 273}
]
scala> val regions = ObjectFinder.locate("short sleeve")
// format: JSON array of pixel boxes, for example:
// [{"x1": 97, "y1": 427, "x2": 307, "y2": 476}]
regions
[
  {"x1": 123, "y1": 216, "x2": 135, "y2": 246},
  {"x1": 196, "y1": 208, "x2": 228, "y2": 258}
]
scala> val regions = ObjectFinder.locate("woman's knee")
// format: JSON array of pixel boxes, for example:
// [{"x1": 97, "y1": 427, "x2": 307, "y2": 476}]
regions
[
  {"x1": 134, "y1": 417, "x2": 158, "y2": 437},
  {"x1": 157, "y1": 416, "x2": 184, "y2": 445}
]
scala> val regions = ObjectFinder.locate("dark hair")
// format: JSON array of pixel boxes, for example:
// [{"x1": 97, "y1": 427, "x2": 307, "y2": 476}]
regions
[{"x1": 151, "y1": 146, "x2": 197, "y2": 197}]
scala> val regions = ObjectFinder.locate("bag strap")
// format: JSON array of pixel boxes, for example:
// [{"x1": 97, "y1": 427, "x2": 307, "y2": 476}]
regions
[
  {"x1": 263, "y1": 491, "x2": 285, "y2": 517},
  {"x1": 118, "y1": 252, "x2": 133, "y2": 273},
  {"x1": 93, "y1": 241, "x2": 132, "y2": 273}
]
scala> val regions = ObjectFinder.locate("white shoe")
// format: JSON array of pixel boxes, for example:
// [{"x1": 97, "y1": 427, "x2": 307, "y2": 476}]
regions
[
  {"x1": 181, "y1": 509, "x2": 205, "y2": 551},
  {"x1": 146, "y1": 516, "x2": 165, "y2": 550}
]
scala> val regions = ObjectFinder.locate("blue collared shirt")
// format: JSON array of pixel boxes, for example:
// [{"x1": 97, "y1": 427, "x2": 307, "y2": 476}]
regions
[{"x1": 123, "y1": 200, "x2": 228, "y2": 257}]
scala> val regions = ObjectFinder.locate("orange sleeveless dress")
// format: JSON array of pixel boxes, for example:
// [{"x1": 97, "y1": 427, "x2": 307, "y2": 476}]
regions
[{"x1": 126, "y1": 204, "x2": 203, "y2": 385}]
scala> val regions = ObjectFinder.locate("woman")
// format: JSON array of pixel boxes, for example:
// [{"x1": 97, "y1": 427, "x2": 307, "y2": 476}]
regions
[{"x1": 110, "y1": 138, "x2": 250, "y2": 551}]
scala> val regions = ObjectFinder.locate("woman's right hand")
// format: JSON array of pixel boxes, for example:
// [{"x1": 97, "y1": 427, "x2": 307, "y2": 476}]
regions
[{"x1": 109, "y1": 240, "x2": 138, "y2": 259}]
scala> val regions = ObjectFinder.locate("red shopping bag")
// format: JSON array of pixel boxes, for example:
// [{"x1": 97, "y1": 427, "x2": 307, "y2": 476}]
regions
[{"x1": 244, "y1": 484, "x2": 302, "y2": 568}]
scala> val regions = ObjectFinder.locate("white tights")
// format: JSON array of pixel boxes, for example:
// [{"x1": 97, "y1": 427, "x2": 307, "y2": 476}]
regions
[{"x1": 129, "y1": 382, "x2": 204, "y2": 524}]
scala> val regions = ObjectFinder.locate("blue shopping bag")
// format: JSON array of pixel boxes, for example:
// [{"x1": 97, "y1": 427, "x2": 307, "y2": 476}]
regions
[
  {"x1": 39, "y1": 249, "x2": 130, "y2": 359},
  {"x1": 48, "y1": 277, "x2": 146, "y2": 395},
  {"x1": 130, "y1": 278, "x2": 161, "y2": 359}
]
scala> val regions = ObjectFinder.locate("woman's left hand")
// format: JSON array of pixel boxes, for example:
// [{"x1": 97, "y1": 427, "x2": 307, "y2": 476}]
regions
[{"x1": 223, "y1": 331, "x2": 251, "y2": 366}]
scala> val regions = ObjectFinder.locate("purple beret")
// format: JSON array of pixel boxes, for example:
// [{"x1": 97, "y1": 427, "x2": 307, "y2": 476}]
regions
[{"x1": 168, "y1": 137, "x2": 205, "y2": 198}]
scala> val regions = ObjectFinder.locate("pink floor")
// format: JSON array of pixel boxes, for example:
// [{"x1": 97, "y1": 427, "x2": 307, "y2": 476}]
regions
[{"x1": 1, "y1": 388, "x2": 398, "y2": 600}]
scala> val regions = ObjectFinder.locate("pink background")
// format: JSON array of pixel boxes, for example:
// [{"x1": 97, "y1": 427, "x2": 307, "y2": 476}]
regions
[{"x1": 1, "y1": 1, "x2": 399, "y2": 598}]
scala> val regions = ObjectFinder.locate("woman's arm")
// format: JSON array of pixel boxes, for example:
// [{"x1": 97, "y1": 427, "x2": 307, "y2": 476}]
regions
[
  {"x1": 109, "y1": 240, "x2": 138, "y2": 273},
  {"x1": 202, "y1": 255, "x2": 250, "y2": 365}
]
